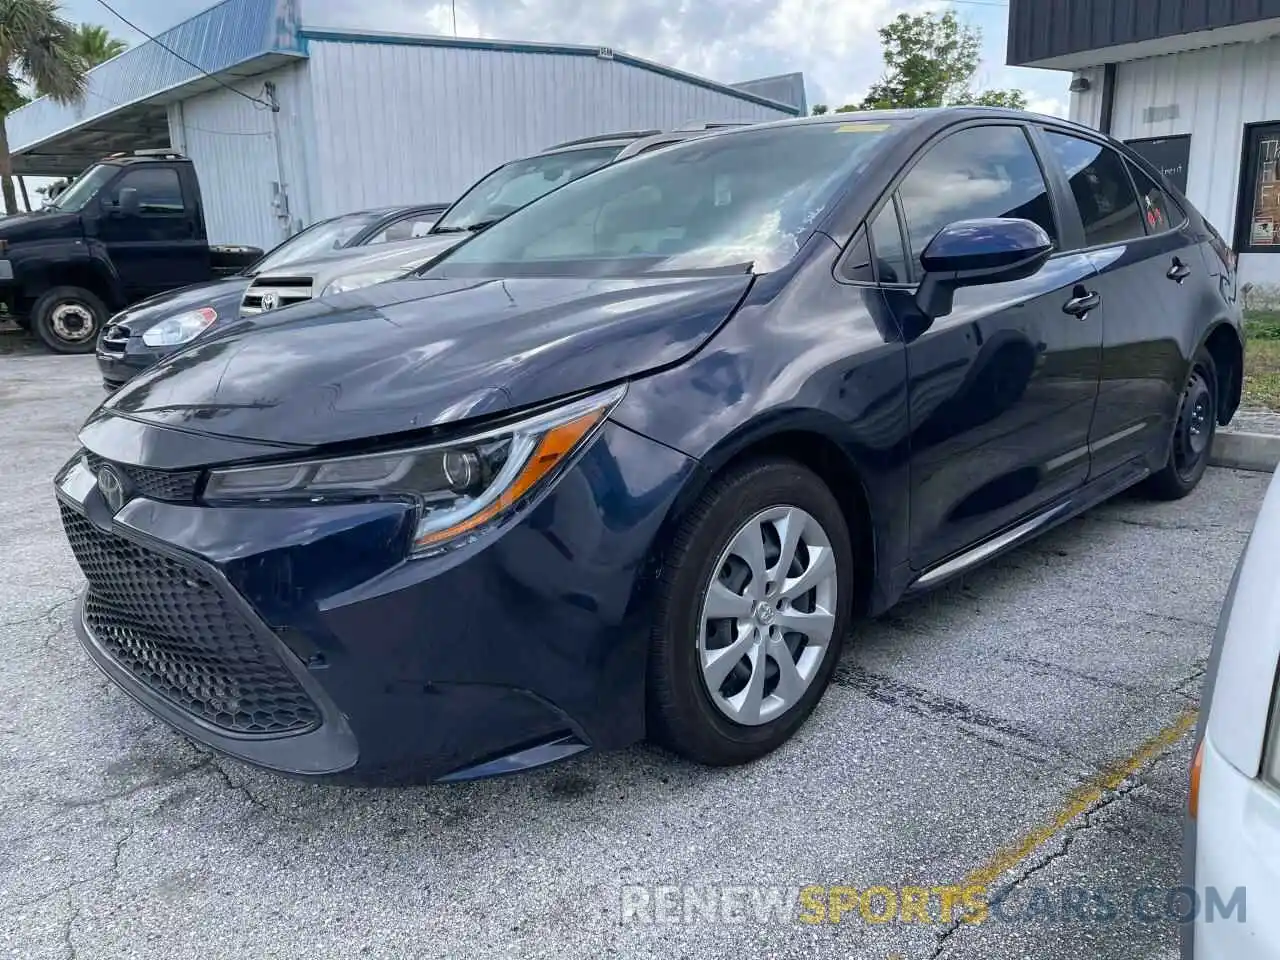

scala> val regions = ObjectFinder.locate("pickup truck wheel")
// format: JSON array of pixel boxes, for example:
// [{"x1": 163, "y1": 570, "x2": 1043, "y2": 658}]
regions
[{"x1": 32, "y1": 287, "x2": 108, "y2": 354}]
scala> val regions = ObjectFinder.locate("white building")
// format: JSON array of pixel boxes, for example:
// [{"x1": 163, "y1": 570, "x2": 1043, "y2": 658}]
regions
[
  {"x1": 1008, "y1": 0, "x2": 1280, "y2": 287},
  {"x1": 5, "y1": 0, "x2": 803, "y2": 251}
]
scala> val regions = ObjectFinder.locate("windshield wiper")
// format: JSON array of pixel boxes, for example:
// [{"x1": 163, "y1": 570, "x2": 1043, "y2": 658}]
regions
[{"x1": 430, "y1": 225, "x2": 471, "y2": 234}]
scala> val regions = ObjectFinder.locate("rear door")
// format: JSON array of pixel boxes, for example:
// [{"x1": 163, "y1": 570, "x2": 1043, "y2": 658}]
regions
[
  {"x1": 97, "y1": 165, "x2": 207, "y2": 300},
  {"x1": 1037, "y1": 129, "x2": 1196, "y2": 478},
  {"x1": 871, "y1": 122, "x2": 1104, "y2": 570}
]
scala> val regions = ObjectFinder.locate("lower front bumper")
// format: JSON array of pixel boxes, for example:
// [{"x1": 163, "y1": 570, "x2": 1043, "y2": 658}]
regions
[
  {"x1": 58, "y1": 420, "x2": 697, "y2": 783},
  {"x1": 96, "y1": 341, "x2": 167, "y2": 388}
]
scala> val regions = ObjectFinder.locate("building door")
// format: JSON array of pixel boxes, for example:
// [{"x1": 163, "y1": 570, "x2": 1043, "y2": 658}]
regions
[{"x1": 1235, "y1": 123, "x2": 1280, "y2": 254}]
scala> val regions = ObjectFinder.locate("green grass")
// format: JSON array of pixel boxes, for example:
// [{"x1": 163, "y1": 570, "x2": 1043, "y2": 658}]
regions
[{"x1": 1244, "y1": 310, "x2": 1280, "y2": 410}]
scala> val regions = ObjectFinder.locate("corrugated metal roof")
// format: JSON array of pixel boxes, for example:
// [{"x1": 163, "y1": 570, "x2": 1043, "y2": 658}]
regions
[
  {"x1": 297, "y1": 27, "x2": 802, "y2": 116},
  {"x1": 730, "y1": 73, "x2": 807, "y2": 115},
  {"x1": 5, "y1": 0, "x2": 304, "y2": 154}
]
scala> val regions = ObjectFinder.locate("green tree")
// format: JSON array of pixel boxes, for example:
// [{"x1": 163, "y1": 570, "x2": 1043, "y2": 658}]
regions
[
  {"x1": 70, "y1": 22, "x2": 127, "y2": 68},
  {"x1": 857, "y1": 10, "x2": 1025, "y2": 111},
  {"x1": 810, "y1": 104, "x2": 829, "y2": 115},
  {"x1": 0, "y1": 0, "x2": 86, "y2": 214}
]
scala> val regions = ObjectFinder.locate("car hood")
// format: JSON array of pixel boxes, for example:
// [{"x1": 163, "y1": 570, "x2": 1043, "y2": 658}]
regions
[
  {"x1": 0, "y1": 210, "x2": 82, "y2": 243},
  {"x1": 107, "y1": 276, "x2": 252, "y2": 334},
  {"x1": 253, "y1": 234, "x2": 466, "y2": 288},
  {"x1": 101, "y1": 271, "x2": 752, "y2": 448}
]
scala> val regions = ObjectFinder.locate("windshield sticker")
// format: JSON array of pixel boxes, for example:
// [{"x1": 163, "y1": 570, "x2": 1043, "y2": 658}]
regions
[{"x1": 835, "y1": 123, "x2": 892, "y2": 133}]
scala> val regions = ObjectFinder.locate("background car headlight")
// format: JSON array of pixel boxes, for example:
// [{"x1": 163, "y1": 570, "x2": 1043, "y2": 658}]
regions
[
  {"x1": 321, "y1": 269, "x2": 405, "y2": 297},
  {"x1": 141, "y1": 307, "x2": 218, "y2": 347},
  {"x1": 203, "y1": 385, "x2": 626, "y2": 554}
]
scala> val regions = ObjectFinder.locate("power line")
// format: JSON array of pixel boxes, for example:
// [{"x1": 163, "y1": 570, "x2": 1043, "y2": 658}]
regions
[{"x1": 92, "y1": 0, "x2": 275, "y2": 110}]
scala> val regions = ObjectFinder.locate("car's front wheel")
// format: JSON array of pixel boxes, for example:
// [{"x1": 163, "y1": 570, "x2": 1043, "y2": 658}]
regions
[
  {"x1": 647, "y1": 458, "x2": 854, "y2": 765},
  {"x1": 32, "y1": 286, "x2": 108, "y2": 355}
]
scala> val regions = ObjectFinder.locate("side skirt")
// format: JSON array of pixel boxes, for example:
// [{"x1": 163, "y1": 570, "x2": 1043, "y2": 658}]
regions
[{"x1": 902, "y1": 457, "x2": 1151, "y2": 597}]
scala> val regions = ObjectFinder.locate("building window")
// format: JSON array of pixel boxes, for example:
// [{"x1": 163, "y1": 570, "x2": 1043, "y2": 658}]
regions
[{"x1": 1238, "y1": 123, "x2": 1280, "y2": 253}]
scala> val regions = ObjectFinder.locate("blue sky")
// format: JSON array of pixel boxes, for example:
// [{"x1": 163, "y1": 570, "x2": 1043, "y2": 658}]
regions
[
  {"x1": 7, "y1": 0, "x2": 1070, "y2": 210},
  {"x1": 57, "y1": 0, "x2": 1070, "y2": 113}
]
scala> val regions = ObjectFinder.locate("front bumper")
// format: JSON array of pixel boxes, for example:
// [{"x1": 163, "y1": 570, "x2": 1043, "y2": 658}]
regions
[
  {"x1": 96, "y1": 334, "x2": 174, "y2": 389},
  {"x1": 55, "y1": 421, "x2": 696, "y2": 783}
]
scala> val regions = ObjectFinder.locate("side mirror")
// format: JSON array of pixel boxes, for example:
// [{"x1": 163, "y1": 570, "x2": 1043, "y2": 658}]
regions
[
  {"x1": 116, "y1": 187, "x2": 140, "y2": 216},
  {"x1": 915, "y1": 218, "x2": 1054, "y2": 319}
]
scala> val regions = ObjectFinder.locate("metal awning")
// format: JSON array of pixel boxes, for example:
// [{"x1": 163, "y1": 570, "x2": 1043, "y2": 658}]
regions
[{"x1": 5, "y1": 0, "x2": 305, "y2": 177}]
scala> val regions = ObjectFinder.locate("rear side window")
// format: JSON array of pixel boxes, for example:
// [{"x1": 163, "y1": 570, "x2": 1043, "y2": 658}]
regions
[
  {"x1": 1127, "y1": 163, "x2": 1179, "y2": 234},
  {"x1": 1045, "y1": 132, "x2": 1146, "y2": 246},
  {"x1": 896, "y1": 126, "x2": 1058, "y2": 281}
]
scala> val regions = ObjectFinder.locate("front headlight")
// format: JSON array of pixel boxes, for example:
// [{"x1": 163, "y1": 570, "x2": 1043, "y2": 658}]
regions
[
  {"x1": 141, "y1": 307, "x2": 218, "y2": 347},
  {"x1": 204, "y1": 384, "x2": 626, "y2": 555},
  {"x1": 321, "y1": 269, "x2": 405, "y2": 297}
]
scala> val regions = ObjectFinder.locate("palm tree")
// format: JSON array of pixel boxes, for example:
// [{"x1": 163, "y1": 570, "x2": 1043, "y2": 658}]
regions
[
  {"x1": 70, "y1": 23, "x2": 127, "y2": 68},
  {"x1": 0, "y1": 0, "x2": 86, "y2": 215}
]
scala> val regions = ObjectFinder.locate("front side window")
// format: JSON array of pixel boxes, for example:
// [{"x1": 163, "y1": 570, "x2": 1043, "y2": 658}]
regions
[
  {"x1": 112, "y1": 168, "x2": 184, "y2": 215},
  {"x1": 897, "y1": 126, "x2": 1058, "y2": 280},
  {"x1": 431, "y1": 146, "x2": 624, "y2": 234},
  {"x1": 432, "y1": 122, "x2": 899, "y2": 277},
  {"x1": 1045, "y1": 132, "x2": 1146, "y2": 247}
]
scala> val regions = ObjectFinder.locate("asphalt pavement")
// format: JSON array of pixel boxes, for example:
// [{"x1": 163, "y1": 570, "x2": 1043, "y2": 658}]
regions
[{"x1": 0, "y1": 339, "x2": 1265, "y2": 960}]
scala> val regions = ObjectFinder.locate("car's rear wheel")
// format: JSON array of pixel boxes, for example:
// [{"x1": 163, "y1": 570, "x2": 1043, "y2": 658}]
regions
[
  {"x1": 32, "y1": 286, "x2": 108, "y2": 355},
  {"x1": 647, "y1": 458, "x2": 854, "y2": 765},
  {"x1": 1144, "y1": 347, "x2": 1218, "y2": 500}
]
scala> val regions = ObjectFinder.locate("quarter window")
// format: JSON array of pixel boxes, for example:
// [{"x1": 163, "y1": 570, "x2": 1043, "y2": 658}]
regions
[
  {"x1": 1127, "y1": 163, "x2": 1179, "y2": 234},
  {"x1": 897, "y1": 126, "x2": 1057, "y2": 281},
  {"x1": 1045, "y1": 132, "x2": 1146, "y2": 247},
  {"x1": 870, "y1": 201, "x2": 909, "y2": 285}
]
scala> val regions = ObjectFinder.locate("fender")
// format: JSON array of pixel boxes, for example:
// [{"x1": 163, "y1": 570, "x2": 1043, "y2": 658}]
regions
[
  {"x1": 1194, "y1": 317, "x2": 1246, "y2": 426},
  {"x1": 15, "y1": 239, "x2": 122, "y2": 308}
]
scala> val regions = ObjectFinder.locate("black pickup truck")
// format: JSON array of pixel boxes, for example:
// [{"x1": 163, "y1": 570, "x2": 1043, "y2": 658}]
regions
[{"x1": 0, "y1": 150, "x2": 261, "y2": 353}]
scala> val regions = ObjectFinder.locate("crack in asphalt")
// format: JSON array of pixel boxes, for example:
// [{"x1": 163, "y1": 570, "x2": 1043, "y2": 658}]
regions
[{"x1": 0, "y1": 594, "x2": 78, "y2": 631}]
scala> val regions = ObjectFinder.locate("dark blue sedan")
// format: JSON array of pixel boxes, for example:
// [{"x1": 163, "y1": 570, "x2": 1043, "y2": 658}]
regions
[
  {"x1": 95, "y1": 203, "x2": 448, "y2": 389},
  {"x1": 57, "y1": 110, "x2": 1245, "y2": 783}
]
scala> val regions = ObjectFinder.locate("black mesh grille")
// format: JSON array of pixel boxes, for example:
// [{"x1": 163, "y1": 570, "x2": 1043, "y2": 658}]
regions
[
  {"x1": 82, "y1": 451, "x2": 201, "y2": 503},
  {"x1": 60, "y1": 504, "x2": 320, "y2": 736}
]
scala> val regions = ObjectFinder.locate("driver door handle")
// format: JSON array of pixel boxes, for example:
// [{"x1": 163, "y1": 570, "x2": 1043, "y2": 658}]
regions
[
  {"x1": 1063, "y1": 287, "x2": 1101, "y2": 319},
  {"x1": 1168, "y1": 257, "x2": 1192, "y2": 283}
]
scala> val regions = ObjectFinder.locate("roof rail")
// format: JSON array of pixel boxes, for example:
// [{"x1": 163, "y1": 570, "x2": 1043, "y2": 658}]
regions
[
  {"x1": 544, "y1": 129, "x2": 662, "y2": 150},
  {"x1": 672, "y1": 120, "x2": 754, "y2": 131},
  {"x1": 132, "y1": 148, "x2": 189, "y2": 160}
]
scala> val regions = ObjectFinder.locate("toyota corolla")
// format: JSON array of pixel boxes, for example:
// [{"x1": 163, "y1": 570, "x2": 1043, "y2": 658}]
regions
[{"x1": 55, "y1": 110, "x2": 1244, "y2": 783}]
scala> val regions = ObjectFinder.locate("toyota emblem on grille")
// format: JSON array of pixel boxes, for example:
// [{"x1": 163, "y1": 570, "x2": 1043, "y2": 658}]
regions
[
  {"x1": 97, "y1": 465, "x2": 127, "y2": 513},
  {"x1": 260, "y1": 292, "x2": 280, "y2": 311}
]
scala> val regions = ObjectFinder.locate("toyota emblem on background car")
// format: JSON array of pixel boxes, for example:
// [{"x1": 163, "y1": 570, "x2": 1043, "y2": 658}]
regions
[
  {"x1": 260, "y1": 292, "x2": 279, "y2": 311},
  {"x1": 96, "y1": 465, "x2": 126, "y2": 513}
]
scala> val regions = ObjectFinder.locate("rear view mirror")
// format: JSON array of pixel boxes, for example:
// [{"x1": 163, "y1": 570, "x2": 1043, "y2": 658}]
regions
[{"x1": 915, "y1": 218, "x2": 1053, "y2": 319}]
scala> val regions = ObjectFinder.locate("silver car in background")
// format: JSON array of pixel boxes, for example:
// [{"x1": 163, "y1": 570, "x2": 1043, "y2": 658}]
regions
[{"x1": 241, "y1": 122, "x2": 754, "y2": 316}]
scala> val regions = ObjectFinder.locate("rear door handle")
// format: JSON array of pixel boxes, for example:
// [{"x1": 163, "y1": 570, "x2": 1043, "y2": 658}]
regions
[
  {"x1": 1063, "y1": 288, "x2": 1101, "y2": 319},
  {"x1": 1168, "y1": 257, "x2": 1192, "y2": 283}
]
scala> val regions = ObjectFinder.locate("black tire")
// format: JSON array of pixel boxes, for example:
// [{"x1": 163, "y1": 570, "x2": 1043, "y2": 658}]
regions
[
  {"x1": 32, "y1": 286, "x2": 108, "y2": 355},
  {"x1": 1144, "y1": 347, "x2": 1218, "y2": 500},
  {"x1": 647, "y1": 458, "x2": 855, "y2": 766}
]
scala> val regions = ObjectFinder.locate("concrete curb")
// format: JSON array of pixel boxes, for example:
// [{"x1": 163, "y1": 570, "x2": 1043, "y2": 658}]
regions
[{"x1": 1211, "y1": 431, "x2": 1280, "y2": 473}]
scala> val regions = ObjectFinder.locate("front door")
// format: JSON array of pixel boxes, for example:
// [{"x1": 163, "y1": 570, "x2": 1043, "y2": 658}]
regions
[
  {"x1": 870, "y1": 122, "x2": 1104, "y2": 570},
  {"x1": 96, "y1": 166, "x2": 206, "y2": 302},
  {"x1": 1038, "y1": 129, "x2": 1198, "y2": 478}
]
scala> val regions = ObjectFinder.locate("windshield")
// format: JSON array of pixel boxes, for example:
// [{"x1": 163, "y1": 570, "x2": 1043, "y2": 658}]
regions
[
  {"x1": 431, "y1": 145, "x2": 623, "y2": 233},
  {"x1": 249, "y1": 212, "x2": 384, "y2": 275},
  {"x1": 48, "y1": 164, "x2": 119, "y2": 212},
  {"x1": 431, "y1": 122, "x2": 898, "y2": 277}
]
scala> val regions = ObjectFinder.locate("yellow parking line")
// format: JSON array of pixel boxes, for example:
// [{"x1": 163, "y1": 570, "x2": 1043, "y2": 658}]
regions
[{"x1": 965, "y1": 706, "x2": 1199, "y2": 889}]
